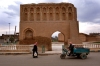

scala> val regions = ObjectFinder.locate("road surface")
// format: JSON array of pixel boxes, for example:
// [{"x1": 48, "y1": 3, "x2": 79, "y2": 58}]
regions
[{"x1": 0, "y1": 52, "x2": 100, "y2": 66}]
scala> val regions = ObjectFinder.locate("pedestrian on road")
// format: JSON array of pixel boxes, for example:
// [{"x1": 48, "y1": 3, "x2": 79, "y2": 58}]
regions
[{"x1": 32, "y1": 42, "x2": 38, "y2": 58}]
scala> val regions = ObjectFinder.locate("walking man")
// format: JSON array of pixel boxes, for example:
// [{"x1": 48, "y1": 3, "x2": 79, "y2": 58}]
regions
[{"x1": 32, "y1": 42, "x2": 38, "y2": 58}]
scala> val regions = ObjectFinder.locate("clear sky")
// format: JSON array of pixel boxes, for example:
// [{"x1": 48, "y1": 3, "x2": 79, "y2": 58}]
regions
[{"x1": 0, "y1": 0, "x2": 100, "y2": 36}]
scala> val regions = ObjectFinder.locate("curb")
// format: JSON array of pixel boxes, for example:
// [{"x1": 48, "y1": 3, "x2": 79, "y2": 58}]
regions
[
  {"x1": 0, "y1": 52, "x2": 61, "y2": 55},
  {"x1": 39, "y1": 53, "x2": 61, "y2": 55}
]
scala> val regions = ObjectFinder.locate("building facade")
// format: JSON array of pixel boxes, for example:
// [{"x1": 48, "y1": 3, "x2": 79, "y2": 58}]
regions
[{"x1": 19, "y1": 3, "x2": 82, "y2": 50}]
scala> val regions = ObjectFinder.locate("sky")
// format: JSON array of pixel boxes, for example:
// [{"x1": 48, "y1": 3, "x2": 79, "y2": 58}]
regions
[{"x1": 0, "y1": 0, "x2": 100, "y2": 36}]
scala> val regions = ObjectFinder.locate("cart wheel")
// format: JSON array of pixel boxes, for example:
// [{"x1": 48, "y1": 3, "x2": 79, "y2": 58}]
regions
[
  {"x1": 80, "y1": 54, "x2": 87, "y2": 59},
  {"x1": 60, "y1": 54, "x2": 66, "y2": 59}
]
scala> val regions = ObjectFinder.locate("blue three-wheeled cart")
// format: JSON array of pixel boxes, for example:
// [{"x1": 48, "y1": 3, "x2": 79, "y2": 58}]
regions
[{"x1": 60, "y1": 47, "x2": 90, "y2": 59}]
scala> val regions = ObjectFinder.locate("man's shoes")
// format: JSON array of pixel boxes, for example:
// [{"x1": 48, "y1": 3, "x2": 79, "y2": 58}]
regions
[{"x1": 33, "y1": 56, "x2": 38, "y2": 58}]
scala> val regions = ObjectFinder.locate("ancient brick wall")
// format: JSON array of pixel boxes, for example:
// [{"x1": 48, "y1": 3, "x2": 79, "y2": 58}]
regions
[
  {"x1": 79, "y1": 33, "x2": 87, "y2": 42},
  {"x1": 19, "y1": 3, "x2": 82, "y2": 50}
]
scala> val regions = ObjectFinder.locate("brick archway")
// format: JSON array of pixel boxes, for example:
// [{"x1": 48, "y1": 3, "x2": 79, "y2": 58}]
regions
[{"x1": 19, "y1": 3, "x2": 82, "y2": 50}]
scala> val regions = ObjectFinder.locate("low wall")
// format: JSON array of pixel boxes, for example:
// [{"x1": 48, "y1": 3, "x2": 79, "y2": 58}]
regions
[
  {"x1": 0, "y1": 45, "x2": 46, "y2": 54},
  {"x1": 74, "y1": 44, "x2": 100, "y2": 51},
  {"x1": 0, "y1": 43, "x2": 100, "y2": 54}
]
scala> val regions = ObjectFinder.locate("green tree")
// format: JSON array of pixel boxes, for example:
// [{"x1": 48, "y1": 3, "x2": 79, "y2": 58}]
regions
[
  {"x1": 9, "y1": 36, "x2": 14, "y2": 43},
  {"x1": 51, "y1": 36, "x2": 58, "y2": 42}
]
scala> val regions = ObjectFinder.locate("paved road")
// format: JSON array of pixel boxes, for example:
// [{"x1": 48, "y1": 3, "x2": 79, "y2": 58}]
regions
[{"x1": 0, "y1": 52, "x2": 100, "y2": 66}]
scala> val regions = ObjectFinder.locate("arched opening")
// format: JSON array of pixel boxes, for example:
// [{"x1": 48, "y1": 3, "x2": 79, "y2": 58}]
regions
[
  {"x1": 51, "y1": 31, "x2": 64, "y2": 52},
  {"x1": 30, "y1": 7, "x2": 34, "y2": 12},
  {"x1": 62, "y1": 13, "x2": 66, "y2": 20},
  {"x1": 36, "y1": 7, "x2": 40, "y2": 12},
  {"x1": 68, "y1": 13, "x2": 73, "y2": 20},
  {"x1": 49, "y1": 7, "x2": 53, "y2": 13},
  {"x1": 43, "y1": 7, "x2": 46, "y2": 12},
  {"x1": 43, "y1": 13, "x2": 47, "y2": 20},
  {"x1": 68, "y1": 7, "x2": 72, "y2": 12},
  {"x1": 30, "y1": 13, "x2": 34, "y2": 21},
  {"x1": 56, "y1": 13, "x2": 59, "y2": 20},
  {"x1": 36, "y1": 13, "x2": 40, "y2": 21},
  {"x1": 56, "y1": 7, "x2": 59, "y2": 13},
  {"x1": 49, "y1": 13, "x2": 53, "y2": 20},
  {"x1": 23, "y1": 13, "x2": 28, "y2": 21},
  {"x1": 62, "y1": 7, "x2": 66, "y2": 13},
  {"x1": 25, "y1": 30, "x2": 33, "y2": 39},
  {"x1": 24, "y1": 8, "x2": 27, "y2": 12}
]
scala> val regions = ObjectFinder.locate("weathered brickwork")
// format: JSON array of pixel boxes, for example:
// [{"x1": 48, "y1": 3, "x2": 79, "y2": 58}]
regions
[
  {"x1": 19, "y1": 3, "x2": 82, "y2": 50},
  {"x1": 79, "y1": 33, "x2": 100, "y2": 42}
]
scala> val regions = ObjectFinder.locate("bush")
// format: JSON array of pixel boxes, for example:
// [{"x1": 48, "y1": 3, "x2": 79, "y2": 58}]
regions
[{"x1": 19, "y1": 36, "x2": 52, "y2": 50}]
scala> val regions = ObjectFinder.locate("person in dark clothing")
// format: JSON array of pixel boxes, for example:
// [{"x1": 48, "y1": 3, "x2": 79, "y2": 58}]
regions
[
  {"x1": 68, "y1": 42, "x2": 74, "y2": 56},
  {"x1": 32, "y1": 42, "x2": 38, "y2": 58}
]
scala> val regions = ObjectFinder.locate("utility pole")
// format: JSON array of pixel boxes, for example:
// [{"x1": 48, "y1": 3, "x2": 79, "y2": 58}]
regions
[
  {"x1": 9, "y1": 23, "x2": 10, "y2": 35},
  {"x1": 8, "y1": 23, "x2": 10, "y2": 43},
  {"x1": 14, "y1": 26, "x2": 16, "y2": 35}
]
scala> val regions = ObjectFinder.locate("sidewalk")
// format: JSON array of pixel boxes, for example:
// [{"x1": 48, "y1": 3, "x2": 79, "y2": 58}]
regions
[{"x1": 39, "y1": 43, "x2": 63, "y2": 55}]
